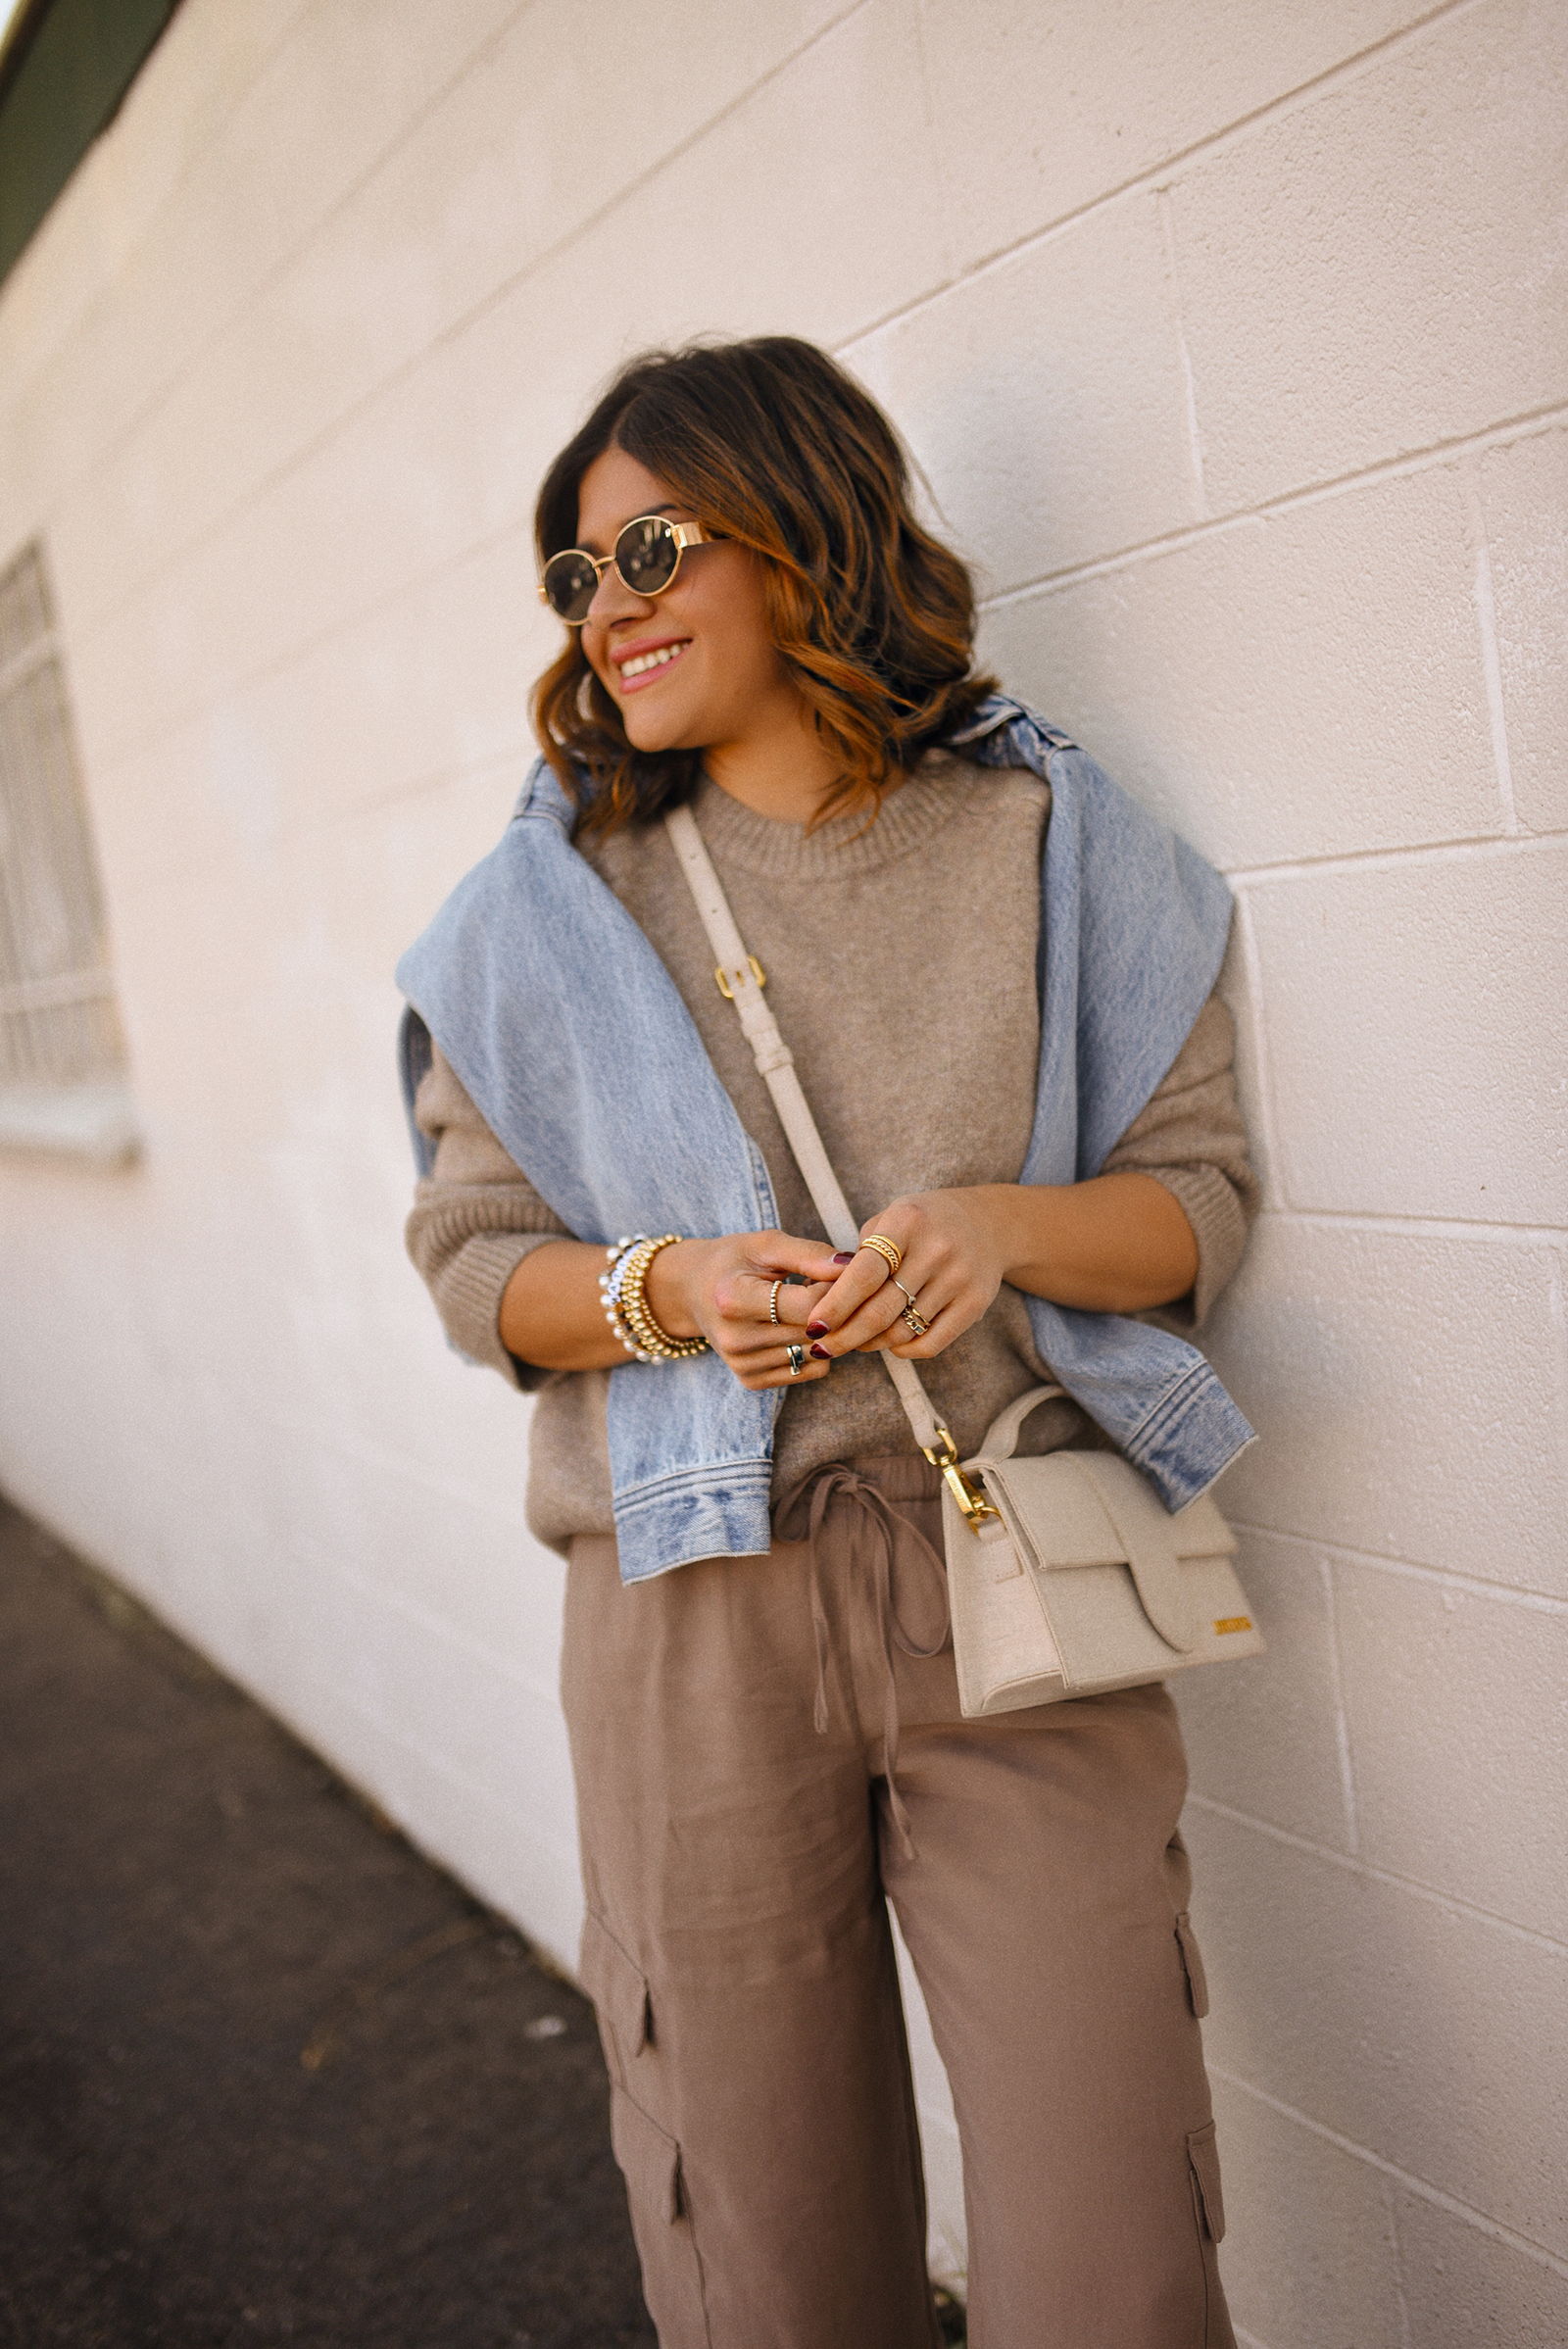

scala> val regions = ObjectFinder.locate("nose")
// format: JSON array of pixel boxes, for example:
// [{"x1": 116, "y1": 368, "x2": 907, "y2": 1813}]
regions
[{"x1": 584, "y1": 559, "x2": 654, "y2": 631}]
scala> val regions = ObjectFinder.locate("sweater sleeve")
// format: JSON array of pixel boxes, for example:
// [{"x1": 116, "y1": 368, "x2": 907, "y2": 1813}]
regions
[
  {"x1": 1100, "y1": 991, "x2": 1260, "y2": 1327},
  {"x1": 404, "y1": 1043, "x2": 573, "y2": 1390}
]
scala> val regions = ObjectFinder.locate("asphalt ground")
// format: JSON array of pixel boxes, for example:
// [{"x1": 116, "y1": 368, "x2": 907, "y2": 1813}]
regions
[{"x1": 0, "y1": 1495, "x2": 656, "y2": 2349}]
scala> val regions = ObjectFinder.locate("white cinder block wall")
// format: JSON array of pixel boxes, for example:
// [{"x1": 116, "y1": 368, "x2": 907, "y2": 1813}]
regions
[{"x1": 1, "y1": 2, "x2": 1562, "y2": 2337}]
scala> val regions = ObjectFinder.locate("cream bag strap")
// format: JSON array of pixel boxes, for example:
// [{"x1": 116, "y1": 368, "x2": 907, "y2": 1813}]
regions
[
  {"x1": 667, "y1": 803, "x2": 1012, "y2": 1506},
  {"x1": 976, "y1": 1381, "x2": 1070, "y2": 1460}
]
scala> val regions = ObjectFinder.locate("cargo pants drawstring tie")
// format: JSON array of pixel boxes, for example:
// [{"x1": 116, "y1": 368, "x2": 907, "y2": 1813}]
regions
[{"x1": 778, "y1": 1464, "x2": 950, "y2": 1857}]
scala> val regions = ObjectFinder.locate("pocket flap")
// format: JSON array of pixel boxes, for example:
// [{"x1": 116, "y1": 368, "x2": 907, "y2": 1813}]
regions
[
  {"x1": 611, "y1": 2087, "x2": 683, "y2": 2226},
  {"x1": 1188, "y1": 2119, "x2": 1226, "y2": 2242},
  {"x1": 579, "y1": 1910, "x2": 651, "y2": 2062},
  {"x1": 1175, "y1": 1911, "x2": 1210, "y2": 2018}
]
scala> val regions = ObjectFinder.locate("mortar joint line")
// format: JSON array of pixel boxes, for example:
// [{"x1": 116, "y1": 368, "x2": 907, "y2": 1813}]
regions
[
  {"x1": 976, "y1": 402, "x2": 1568, "y2": 618},
  {"x1": 12, "y1": 0, "x2": 542, "y2": 519},
  {"x1": 1156, "y1": 187, "x2": 1207, "y2": 521},
  {"x1": 1386, "y1": 2174, "x2": 1415, "y2": 2349},
  {"x1": 1185, "y1": 1793, "x2": 1568, "y2": 1956},
  {"x1": 1547, "y1": 1251, "x2": 1568, "y2": 1476},
  {"x1": 1250, "y1": 1202, "x2": 1568, "y2": 1243},
  {"x1": 1229, "y1": 892, "x2": 1284, "y2": 1202},
  {"x1": 0, "y1": 0, "x2": 318, "y2": 412},
  {"x1": 1460, "y1": 455, "x2": 1520, "y2": 834},
  {"x1": 37, "y1": 0, "x2": 872, "y2": 645},
  {"x1": 45, "y1": 20, "x2": 1562, "y2": 700},
  {"x1": 1221, "y1": 1517, "x2": 1568, "y2": 1615},
  {"x1": 837, "y1": 0, "x2": 1482, "y2": 351},
  {"x1": 1224, "y1": 819, "x2": 1566, "y2": 888},
  {"x1": 1317, "y1": 1553, "x2": 1361, "y2": 1855},
  {"x1": 1205, "y1": 2063, "x2": 1568, "y2": 2280}
]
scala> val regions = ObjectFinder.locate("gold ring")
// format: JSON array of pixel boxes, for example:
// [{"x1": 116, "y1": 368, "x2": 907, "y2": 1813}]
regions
[
  {"x1": 786, "y1": 1343, "x2": 807, "y2": 1376},
  {"x1": 859, "y1": 1233, "x2": 903, "y2": 1276},
  {"x1": 768, "y1": 1278, "x2": 784, "y2": 1326}
]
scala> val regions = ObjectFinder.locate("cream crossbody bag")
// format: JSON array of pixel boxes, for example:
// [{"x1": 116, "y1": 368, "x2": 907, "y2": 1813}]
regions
[{"x1": 665, "y1": 807, "x2": 1263, "y2": 1716}]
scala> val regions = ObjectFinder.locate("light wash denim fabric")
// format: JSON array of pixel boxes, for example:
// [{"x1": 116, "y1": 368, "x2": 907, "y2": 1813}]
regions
[{"x1": 397, "y1": 695, "x2": 1255, "y2": 1581}]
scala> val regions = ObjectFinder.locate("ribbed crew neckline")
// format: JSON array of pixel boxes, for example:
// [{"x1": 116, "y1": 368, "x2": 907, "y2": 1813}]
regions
[{"x1": 691, "y1": 748, "x2": 987, "y2": 879}]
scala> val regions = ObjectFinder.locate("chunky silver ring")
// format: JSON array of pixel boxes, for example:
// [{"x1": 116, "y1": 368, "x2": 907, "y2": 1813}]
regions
[
  {"x1": 786, "y1": 1343, "x2": 807, "y2": 1377},
  {"x1": 769, "y1": 1278, "x2": 784, "y2": 1326}
]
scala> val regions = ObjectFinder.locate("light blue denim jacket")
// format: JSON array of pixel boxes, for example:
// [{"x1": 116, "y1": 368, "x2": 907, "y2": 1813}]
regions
[{"x1": 397, "y1": 694, "x2": 1255, "y2": 1581}]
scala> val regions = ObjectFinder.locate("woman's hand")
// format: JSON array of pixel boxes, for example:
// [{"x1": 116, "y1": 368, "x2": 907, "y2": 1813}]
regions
[
  {"x1": 799, "y1": 1175, "x2": 1201, "y2": 1364},
  {"x1": 499, "y1": 1231, "x2": 843, "y2": 1386},
  {"x1": 644, "y1": 1233, "x2": 844, "y2": 1390}
]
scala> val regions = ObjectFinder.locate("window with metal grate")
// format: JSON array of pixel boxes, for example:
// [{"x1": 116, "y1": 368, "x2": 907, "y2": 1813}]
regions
[{"x1": 0, "y1": 541, "x2": 137, "y2": 1160}]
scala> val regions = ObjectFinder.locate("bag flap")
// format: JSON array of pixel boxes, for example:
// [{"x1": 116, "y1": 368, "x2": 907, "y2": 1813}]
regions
[
  {"x1": 978, "y1": 1451, "x2": 1235, "y2": 1566},
  {"x1": 979, "y1": 1451, "x2": 1233, "y2": 1655}
]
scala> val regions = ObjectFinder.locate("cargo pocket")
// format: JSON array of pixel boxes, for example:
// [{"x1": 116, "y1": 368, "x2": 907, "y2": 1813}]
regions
[
  {"x1": 1187, "y1": 2119, "x2": 1225, "y2": 2242},
  {"x1": 1175, "y1": 1910, "x2": 1210, "y2": 2018},
  {"x1": 1187, "y1": 2118, "x2": 1230, "y2": 2346},
  {"x1": 611, "y1": 2088, "x2": 711, "y2": 2348},
  {"x1": 578, "y1": 1909, "x2": 652, "y2": 2086}
]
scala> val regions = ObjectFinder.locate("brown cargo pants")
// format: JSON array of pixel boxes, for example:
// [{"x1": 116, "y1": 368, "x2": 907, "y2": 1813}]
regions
[{"x1": 562, "y1": 1455, "x2": 1233, "y2": 2349}]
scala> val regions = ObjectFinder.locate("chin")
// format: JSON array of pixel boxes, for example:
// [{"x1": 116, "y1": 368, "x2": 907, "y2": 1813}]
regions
[{"x1": 618, "y1": 702, "x2": 700, "y2": 757}]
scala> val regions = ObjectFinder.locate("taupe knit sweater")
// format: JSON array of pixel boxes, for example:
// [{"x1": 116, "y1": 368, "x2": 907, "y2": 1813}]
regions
[{"x1": 407, "y1": 754, "x2": 1258, "y2": 1553}]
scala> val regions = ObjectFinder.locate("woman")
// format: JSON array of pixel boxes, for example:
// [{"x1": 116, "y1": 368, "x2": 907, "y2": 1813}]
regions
[{"x1": 398, "y1": 338, "x2": 1256, "y2": 2349}]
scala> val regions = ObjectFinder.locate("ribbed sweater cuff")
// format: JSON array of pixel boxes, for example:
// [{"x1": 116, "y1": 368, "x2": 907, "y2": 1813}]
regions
[
  {"x1": 1146, "y1": 1164, "x2": 1249, "y2": 1326},
  {"x1": 433, "y1": 1230, "x2": 562, "y2": 1390}
]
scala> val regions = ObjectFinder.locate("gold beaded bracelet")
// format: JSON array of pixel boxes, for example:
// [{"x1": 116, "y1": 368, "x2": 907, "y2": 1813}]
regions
[{"x1": 607, "y1": 1234, "x2": 710, "y2": 1362}]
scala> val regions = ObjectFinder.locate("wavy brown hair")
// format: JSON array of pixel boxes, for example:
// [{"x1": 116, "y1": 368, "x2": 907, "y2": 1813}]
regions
[{"x1": 531, "y1": 337, "x2": 997, "y2": 834}]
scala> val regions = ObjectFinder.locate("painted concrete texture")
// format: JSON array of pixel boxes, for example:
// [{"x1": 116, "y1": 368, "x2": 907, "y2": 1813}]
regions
[{"x1": 0, "y1": 2, "x2": 1563, "y2": 2341}]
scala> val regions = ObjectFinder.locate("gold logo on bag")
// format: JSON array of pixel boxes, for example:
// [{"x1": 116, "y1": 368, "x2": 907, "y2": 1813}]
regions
[{"x1": 1213, "y1": 1617, "x2": 1252, "y2": 1635}]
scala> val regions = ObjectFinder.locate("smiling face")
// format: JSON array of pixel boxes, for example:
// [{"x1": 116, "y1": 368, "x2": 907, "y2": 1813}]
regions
[{"x1": 574, "y1": 445, "x2": 809, "y2": 770}]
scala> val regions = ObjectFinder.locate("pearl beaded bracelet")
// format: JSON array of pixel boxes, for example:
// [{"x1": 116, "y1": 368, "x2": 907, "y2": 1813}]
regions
[{"x1": 599, "y1": 1235, "x2": 710, "y2": 1362}]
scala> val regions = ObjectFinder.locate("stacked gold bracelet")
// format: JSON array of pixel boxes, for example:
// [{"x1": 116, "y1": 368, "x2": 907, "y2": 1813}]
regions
[{"x1": 599, "y1": 1234, "x2": 710, "y2": 1362}]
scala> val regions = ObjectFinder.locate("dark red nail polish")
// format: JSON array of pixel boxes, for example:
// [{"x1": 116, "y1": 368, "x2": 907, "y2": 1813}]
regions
[
  {"x1": 809, "y1": 1343, "x2": 831, "y2": 1360},
  {"x1": 806, "y1": 1319, "x2": 828, "y2": 1338},
  {"x1": 832, "y1": 1252, "x2": 855, "y2": 1265}
]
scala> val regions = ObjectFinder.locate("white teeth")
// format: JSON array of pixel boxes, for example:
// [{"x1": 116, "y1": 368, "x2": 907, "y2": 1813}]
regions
[{"x1": 621, "y1": 642, "x2": 689, "y2": 678}]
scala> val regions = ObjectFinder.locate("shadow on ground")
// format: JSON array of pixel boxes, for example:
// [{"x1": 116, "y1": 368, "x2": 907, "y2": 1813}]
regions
[{"x1": 0, "y1": 1496, "x2": 655, "y2": 2349}]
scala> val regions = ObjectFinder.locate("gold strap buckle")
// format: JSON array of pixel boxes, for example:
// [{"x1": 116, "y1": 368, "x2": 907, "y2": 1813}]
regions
[
  {"x1": 714, "y1": 956, "x2": 765, "y2": 1000},
  {"x1": 921, "y1": 1423, "x2": 1001, "y2": 1526}
]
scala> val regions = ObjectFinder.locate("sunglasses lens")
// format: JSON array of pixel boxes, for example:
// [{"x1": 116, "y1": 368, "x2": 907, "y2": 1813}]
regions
[
  {"x1": 615, "y1": 516, "x2": 681, "y2": 596},
  {"x1": 542, "y1": 549, "x2": 600, "y2": 622}
]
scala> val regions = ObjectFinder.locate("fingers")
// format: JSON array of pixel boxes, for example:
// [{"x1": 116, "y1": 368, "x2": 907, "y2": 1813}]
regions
[
  {"x1": 733, "y1": 1336, "x2": 833, "y2": 1393},
  {"x1": 815, "y1": 1280, "x2": 909, "y2": 1357},
  {"x1": 751, "y1": 1233, "x2": 848, "y2": 1283},
  {"x1": 769, "y1": 1277, "x2": 834, "y2": 1333},
  {"x1": 800, "y1": 1234, "x2": 916, "y2": 1359},
  {"x1": 805, "y1": 1246, "x2": 891, "y2": 1330},
  {"x1": 803, "y1": 1229, "x2": 980, "y2": 1365},
  {"x1": 703, "y1": 1233, "x2": 842, "y2": 1389}
]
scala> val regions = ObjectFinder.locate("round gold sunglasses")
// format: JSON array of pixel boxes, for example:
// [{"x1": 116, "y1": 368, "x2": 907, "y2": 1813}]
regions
[{"x1": 538, "y1": 514, "x2": 710, "y2": 625}]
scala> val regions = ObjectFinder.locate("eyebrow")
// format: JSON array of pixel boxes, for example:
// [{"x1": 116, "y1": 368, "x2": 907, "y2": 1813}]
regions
[{"x1": 576, "y1": 500, "x2": 682, "y2": 557}]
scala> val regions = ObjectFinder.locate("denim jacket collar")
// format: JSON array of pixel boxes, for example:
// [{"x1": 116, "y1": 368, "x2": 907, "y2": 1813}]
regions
[{"x1": 397, "y1": 696, "x2": 1254, "y2": 1580}]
